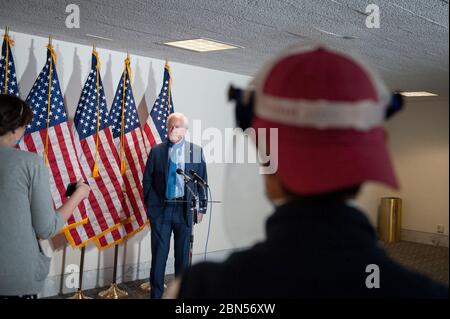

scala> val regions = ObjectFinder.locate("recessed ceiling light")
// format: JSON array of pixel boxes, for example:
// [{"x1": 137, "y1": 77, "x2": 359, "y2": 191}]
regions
[
  {"x1": 400, "y1": 91, "x2": 438, "y2": 97},
  {"x1": 163, "y1": 38, "x2": 242, "y2": 52}
]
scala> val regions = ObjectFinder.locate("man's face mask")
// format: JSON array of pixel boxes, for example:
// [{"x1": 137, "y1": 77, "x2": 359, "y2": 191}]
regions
[{"x1": 168, "y1": 127, "x2": 186, "y2": 143}]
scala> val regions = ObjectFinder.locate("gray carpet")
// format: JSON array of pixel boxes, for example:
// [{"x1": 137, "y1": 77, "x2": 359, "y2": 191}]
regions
[
  {"x1": 49, "y1": 241, "x2": 448, "y2": 299},
  {"x1": 380, "y1": 241, "x2": 449, "y2": 285}
]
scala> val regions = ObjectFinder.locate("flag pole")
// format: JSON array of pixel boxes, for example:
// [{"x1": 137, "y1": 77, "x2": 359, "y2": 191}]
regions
[
  {"x1": 91, "y1": 45, "x2": 101, "y2": 178},
  {"x1": 119, "y1": 54, "x2": 129, "y2": 175},
  {"x1": 98, "y1": 244, "x2": 128, "y2": 299},
  {"x1": 3, "y1": 26, "x2": 10, "y2": 95},
  {"x1": 43, "y1": 35, "x2": 54, "y2": 166},
  {"x1": 67, "y1": 246, "x2": 92, "y2": 299},
  {"x1": 165, "y1": 62, "x2": 173, "y2": 113}
]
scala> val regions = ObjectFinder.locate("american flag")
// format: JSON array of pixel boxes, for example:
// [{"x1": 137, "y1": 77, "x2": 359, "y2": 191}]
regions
[
  {"x1": 143, "y1": 63, "x2": 174, "y2": 149},
  {"x1": 18, "y1": 44, "x2": 89, "y2": 242},
  {"x1": 107, "y1": 55, "x2": 148, "y2": 236},
  {"x1": 0, "y1": 32, "x2": 19, "y2": 96},
  {"x1": 71, "y1": 50, "x2": 130, "y2": 249}
]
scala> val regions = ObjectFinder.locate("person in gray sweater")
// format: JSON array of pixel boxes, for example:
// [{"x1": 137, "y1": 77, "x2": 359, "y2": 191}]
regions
[{"x1": 0, "y1": 94, "x2": 90, "y2": 298}]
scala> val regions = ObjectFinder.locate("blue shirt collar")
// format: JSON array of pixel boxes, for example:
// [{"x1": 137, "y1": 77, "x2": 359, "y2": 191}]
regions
[{"x1": 169, "y1": 138, "x2": 185, "y2": 149}]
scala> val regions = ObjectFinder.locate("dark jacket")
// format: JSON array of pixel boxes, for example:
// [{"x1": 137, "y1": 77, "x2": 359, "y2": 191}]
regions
[
  {"x1": 142, "y1": 140, "x2": 208, "y2": 226},
  {"x1": 178, "y1": 199, "x2": 448, "y2": 298}
]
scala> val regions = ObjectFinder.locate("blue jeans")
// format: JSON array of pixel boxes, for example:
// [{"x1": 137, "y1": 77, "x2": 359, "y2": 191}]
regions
[{"x1": 150, "y1": 202, "x2": 191, "y2": 299}]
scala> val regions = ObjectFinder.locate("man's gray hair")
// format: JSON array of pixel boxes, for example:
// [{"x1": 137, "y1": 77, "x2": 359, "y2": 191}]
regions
[{"x1": 167, "y1": 112, "x2": 189, "y2": 129}]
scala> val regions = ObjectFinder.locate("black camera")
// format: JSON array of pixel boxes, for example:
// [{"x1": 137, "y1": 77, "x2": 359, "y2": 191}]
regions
[
  {"x1": 65, "y1": 182, "x2": 77, "y2": 197},
  {"x1": 228, "y1": 85, "x2": 255, "y2": 130},
  {"x1": 386, "y1": 92, "x2": 404, "y2": 120},
  {"x1": 65, "y1": 181, "x2": 89, "y2": 197}
]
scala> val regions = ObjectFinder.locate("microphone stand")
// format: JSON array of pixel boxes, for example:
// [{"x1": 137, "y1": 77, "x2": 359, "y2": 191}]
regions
[
  {"x1": 184, "y1": 180, "x2": 218, "y2": 265},
  {"x1": 187, "y1": 182, "x2": 198, "y2": 267},
  {"x1": 198, "y1": 181, "x2": 208, "y2": 213}
]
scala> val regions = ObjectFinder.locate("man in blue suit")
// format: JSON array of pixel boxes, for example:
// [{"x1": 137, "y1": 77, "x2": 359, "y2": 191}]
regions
[{"x1": 143, "y1": 112, "x2": 208, "y2": 299}]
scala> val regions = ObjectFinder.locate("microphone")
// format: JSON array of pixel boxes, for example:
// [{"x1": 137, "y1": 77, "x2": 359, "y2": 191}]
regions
[
  {"x1": 176, "y1": 168, "x2": 193, "y2": 182},
  {"x1": 188, "y1": 169, "x2": 208, "y2": 187}
]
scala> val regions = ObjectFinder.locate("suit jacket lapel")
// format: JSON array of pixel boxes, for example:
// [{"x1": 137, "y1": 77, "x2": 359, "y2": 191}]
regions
[
  {"x1": 184, "y1": 141, "x2": 193, "y2": 173},
  {"x1": 161, "y1": 141, "x2": 169, "y2": 186}
]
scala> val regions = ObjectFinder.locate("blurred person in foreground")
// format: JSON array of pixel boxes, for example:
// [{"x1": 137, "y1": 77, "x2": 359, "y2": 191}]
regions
[
  {"x1": 166, "y1": 45, "x2": 448, "y2": 298},
  {"x1": 0, "y1": 95, "x2": 90, "y2": 299}
]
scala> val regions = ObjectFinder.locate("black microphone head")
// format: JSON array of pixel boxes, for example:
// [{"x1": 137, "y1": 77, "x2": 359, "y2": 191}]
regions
[
  {"x1": 176, "y1": 168, "x2": 183, "y2": 174},
  {"x1": 188, "y1": 169, "x2": 207, "y2": 186}
]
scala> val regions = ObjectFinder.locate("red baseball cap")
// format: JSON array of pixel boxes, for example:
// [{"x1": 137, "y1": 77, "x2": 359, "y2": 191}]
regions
[{"x1": 251, "y1": 44, "x2": 399, "y2": 195}]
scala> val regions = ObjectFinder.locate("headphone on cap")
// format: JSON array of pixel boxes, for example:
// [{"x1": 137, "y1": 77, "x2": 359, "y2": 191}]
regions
[{"x1": 228, "y1": 85, "x2": 404, "y2": 131}]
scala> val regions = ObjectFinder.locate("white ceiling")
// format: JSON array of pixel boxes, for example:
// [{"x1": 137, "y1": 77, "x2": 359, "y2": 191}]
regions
[{"x1": 0, "y1": 0, "x2": 448, "y2": 98}]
